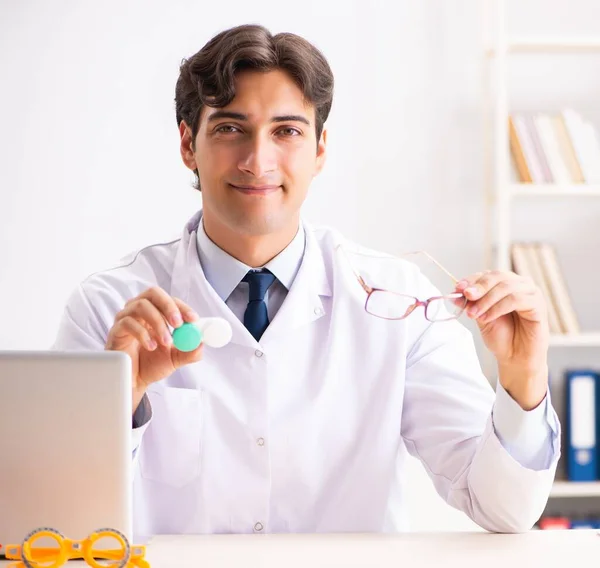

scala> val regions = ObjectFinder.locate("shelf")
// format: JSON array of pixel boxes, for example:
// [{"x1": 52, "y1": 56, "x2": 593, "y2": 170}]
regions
[
  {"x1": 549, "y1": 333, "x2": 600, "y2": 347},
  {"x1": 487, "y1": 38, "x2": 600, "y2": 55},
  {"x1": 508, "y1": 184, "x2": 600, "y2": 197},
  {"x1": 551, "y1": 481, "x2": 600, "y2": 498},
  {"x1": 510, "y1": 38, "x2": 600, "y2": 53}
]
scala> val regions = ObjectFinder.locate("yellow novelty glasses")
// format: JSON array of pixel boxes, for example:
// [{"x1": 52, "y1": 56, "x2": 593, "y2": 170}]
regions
[{"x1": 4, "y1": 527, "x2": 149, "y2": 568}]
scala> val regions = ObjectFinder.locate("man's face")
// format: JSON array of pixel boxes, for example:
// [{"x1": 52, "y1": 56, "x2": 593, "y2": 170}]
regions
[{"x1": 180, "y1": 69, "x2": 327, "y2": 237}]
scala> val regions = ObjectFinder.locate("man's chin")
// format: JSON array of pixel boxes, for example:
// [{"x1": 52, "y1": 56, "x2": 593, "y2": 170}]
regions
[
  {"x1": 226, "y1": 209, "x2": 290, "y2": 237},
  {"x1": 234, "y1": 219, "x2": 283, "y2": 237}
]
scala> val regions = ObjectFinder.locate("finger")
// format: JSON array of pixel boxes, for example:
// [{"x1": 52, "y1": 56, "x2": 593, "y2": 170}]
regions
[
  {"x1": 454, "y1": 271, "x2": 487, "y2": 292},
  {"x1": 460, "y1": 270, "x2": 522, "y2": 302},
  {"x1": 172, "y1": 297, "x2": 200, "y2": 323},
  {"x1": 107, "y1": 316, "x2": 157, "y2": 351},
  {"x1": 118, "y1": 298, "x2": 173, "y2": 347},
  {"x1": 476, "y1": 290, "x2": 539, "y2": 324},
  {"x1": 449, "y1": 293, "x2": 468, "y2": 311},
  {"x1": 172, "y1": 342, "x2": 204, "y2": 369},
  {"x1": 141, "y1": 286, "x2": 187, "y2": 328},
  {"x1": 466, "y1": 278, "x2": 533, "y2": 319}
]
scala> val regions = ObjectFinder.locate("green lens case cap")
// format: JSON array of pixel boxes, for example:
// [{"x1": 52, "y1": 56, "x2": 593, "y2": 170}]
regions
[{"x1": 172, "y1": 322, "x2": 203, "y2": 352}]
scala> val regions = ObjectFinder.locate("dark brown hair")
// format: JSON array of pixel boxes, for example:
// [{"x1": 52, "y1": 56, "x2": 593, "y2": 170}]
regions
[{"x1": 174, "y1": 24, "x2": 334, "y2": 190}]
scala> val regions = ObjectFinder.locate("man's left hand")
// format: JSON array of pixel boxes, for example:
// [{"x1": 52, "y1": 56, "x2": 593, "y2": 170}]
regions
[{"x1": 454, "y1": 270, "x2": 549, "y2": 411}]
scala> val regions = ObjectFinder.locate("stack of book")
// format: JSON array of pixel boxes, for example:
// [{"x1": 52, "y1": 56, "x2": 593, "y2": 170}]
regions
[
  {"x1": 537, "y1": 517, "x2": 599, "y2": 530},
  {"x1": 510, "y1": 242, "x2": 580, "y2": 335},
  {"x1": 509, "y1": 109, "x2": 600, "y2": 184}
]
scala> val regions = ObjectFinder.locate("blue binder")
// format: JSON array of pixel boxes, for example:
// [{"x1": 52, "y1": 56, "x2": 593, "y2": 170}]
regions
[
  {"x1": 565, "y1": 369, "x2": 599, "y2": 481},
  {"x1": 571, "y1": 519, "x2": 596, "y2": 529}
]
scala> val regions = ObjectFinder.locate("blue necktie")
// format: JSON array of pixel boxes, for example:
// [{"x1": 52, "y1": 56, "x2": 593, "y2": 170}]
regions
[{"x1": 243, "y1": 269, "x2": 276, "y2": 341}]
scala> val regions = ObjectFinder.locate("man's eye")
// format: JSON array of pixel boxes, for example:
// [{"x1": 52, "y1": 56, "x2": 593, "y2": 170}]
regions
[
  {"x1": 279, "y1": 127, "x2": 301, "y2": 136},
  {"x1": 216, "y1": 125, "x2": 240, "y2": 133}
]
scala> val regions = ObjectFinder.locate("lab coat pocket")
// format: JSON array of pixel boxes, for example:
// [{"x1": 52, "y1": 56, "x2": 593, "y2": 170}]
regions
[{"x1": 139, "y1": 386, "x2": 204, "y2": 488}]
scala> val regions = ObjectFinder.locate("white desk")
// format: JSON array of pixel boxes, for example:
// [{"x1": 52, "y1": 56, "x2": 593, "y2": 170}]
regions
[{"x1": 2, "y1": 530, "x2": 597, "y2": 567}]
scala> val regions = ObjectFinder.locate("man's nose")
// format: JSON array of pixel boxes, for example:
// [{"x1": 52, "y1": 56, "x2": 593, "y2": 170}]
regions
[{"x1": 238, "y1": 135, "x2": 277, "y2": 178}]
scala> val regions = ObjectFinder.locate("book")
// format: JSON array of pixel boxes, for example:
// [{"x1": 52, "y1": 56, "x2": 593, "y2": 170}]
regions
[
  {"x1": 510, "y1": 241, "x2": 581, "y2": 335},
  {"x1": 509, "y1": 109, "x2": 600, "y2": 185},
  {"x1": 511, "y1": 242, "x2": 562, "y2": 334},
  {"x1": 536, "y1": 243, "x2": 580, "y2": 334}
]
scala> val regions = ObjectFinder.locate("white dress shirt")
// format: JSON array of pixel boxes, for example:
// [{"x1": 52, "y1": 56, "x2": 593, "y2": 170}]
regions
[{"x1": 196, "y1": 219, "x2": 305, "y2": 325}]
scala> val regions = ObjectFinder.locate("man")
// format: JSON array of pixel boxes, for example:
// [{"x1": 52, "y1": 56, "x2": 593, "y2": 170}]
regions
[{"x1": 53, "y1": 23, "x2": 560, "y2": 539}]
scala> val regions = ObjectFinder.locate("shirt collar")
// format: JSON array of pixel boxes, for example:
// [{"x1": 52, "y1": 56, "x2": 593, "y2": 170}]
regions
[{"x1": 196, "y1": 216, "x2": 306, "y2": 302}]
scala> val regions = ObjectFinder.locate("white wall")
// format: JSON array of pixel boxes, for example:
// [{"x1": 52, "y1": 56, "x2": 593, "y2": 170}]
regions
[{"x1": 2, "y1": 0, "x2": 600, "y2": 531}]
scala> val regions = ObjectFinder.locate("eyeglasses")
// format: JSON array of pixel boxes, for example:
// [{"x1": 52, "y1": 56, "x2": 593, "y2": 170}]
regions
[
  {"x1": 336, "y1": 245, "x2": 468, "y2": 322},
  {"x1": 4, "y1": 527, "x2": 148, "y2": 568}
]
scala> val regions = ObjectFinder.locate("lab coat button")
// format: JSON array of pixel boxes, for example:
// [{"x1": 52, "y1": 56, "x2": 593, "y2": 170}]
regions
[
  {"x1": 254, "y1": 522, "x2": 264, "y2": 532},
  {"x1": 257, "y1": 437, "x2": 265, "y2": 446},
  {"x1": 314, "y1": 307, "x2": 323, "y2": 315},
  {"x1": 255, "y1": 350, "x2": 263, "y2": 358}
]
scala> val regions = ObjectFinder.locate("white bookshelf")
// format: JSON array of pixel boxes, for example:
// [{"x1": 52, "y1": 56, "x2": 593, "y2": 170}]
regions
[
  {"x1": 551, "y1": 481, "x2": 600, "y2": 498},
  {"x1": 483, "y1": 0, "x2": 600, "y2": 505},
  {"x1": 550, "y1": 332, "x2": 600, "y2": 347},
  {"x1": 487, "y1": 38, "x2": 600, "y2": 55},
  {"x1": 509, "y1": 184, "x2": 600, "y2": 197}
]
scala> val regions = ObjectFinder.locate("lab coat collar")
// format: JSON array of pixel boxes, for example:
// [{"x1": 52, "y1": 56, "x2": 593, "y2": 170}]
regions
[
  {"x1": 196, "y1": 214, "x2": 306, "y2": 301},
  {"x1": 171, "y1": 210, "x2": 331, "y2": 349}
]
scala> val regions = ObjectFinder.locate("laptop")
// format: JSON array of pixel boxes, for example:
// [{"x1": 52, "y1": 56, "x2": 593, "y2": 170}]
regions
[{"x1": 0, "y1": 350, "x2": 133, "y2": 553}]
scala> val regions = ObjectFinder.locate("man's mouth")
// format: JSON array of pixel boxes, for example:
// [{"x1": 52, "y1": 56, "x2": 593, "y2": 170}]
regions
[{"x1": 229, "y1": 183, "x2": 282, "y2": 195}]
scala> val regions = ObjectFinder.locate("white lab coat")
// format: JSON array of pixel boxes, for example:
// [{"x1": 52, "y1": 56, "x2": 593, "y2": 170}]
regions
[{"x1": 53, "y1": 210, "x2": 560, "y2": 539}]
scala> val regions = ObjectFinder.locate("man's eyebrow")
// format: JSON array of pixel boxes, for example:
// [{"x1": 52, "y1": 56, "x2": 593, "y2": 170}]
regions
[
  {"x1": 206, "y1": 110, "x2": 311, "y2": 125},
  {"x1": 206, "y1": 111, "x2": 247, "y2": 122},
  {"x1": 272, "y1": 114, "x2": 311, "y2": 126}
]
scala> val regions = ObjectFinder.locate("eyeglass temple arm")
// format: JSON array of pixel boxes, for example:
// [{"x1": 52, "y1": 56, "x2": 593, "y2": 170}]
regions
[
  {"x1": 336, "y1": 245, "x2": 460, "y2": 290},
  {"x1": 335, "y1": 245, "x2": 372, "y2": 293},
  {"x1": 401, "y1": 250, "x2": 459, "y2": 283}
]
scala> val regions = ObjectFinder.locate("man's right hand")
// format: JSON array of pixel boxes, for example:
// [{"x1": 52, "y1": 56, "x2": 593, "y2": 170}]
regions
[{"x1": 105, "y1": 287, "x2": 203, "y2": 413}]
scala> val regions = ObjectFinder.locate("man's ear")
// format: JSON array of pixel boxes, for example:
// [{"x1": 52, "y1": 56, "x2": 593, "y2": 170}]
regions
[
  {"x1": 179, "y1": 121, "x2": 196, "y2": 171},
  {"x1": 314, "y1": 128, "x2": 327, "y2": 177}
]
